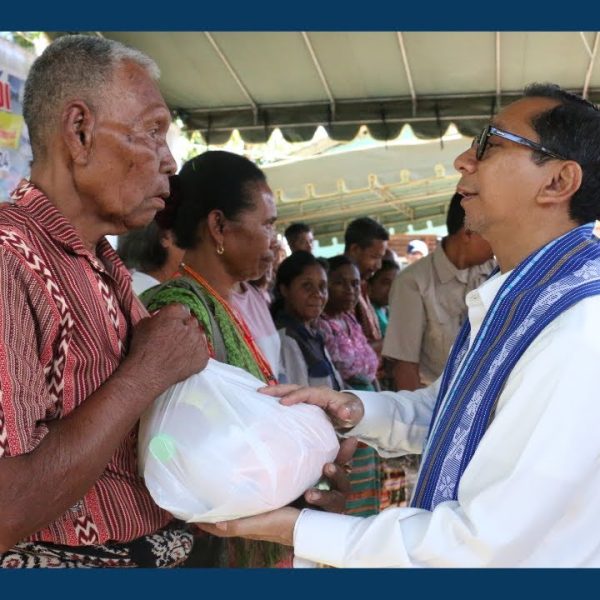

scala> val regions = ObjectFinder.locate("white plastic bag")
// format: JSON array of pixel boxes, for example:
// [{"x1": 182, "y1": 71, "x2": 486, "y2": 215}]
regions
[{"x1": 138, "y1": 359, "x2": 339, "y2": 523}]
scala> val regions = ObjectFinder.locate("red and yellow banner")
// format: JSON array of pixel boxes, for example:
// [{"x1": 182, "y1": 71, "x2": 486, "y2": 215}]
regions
[
  {"x1": 0, "y1": 111, "x2": 24, "y2": 149},
  {"x1": 0, "y1": 82, "x2": 10, "y2": 111}
]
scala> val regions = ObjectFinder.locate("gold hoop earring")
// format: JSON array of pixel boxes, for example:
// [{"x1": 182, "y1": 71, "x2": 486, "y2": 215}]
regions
[{"x1": 216, "y1": 243, "x2": 225, "y2": 255}]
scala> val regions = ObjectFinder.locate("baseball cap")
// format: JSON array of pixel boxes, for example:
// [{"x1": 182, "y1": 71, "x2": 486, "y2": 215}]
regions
[{"x1": 407, "y1": 239, "x2": 429, "y2": 256}]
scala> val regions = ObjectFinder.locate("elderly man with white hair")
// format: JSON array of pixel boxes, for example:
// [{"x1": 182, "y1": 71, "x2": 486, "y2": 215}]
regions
[{"x1": 0, "y1": 34, "x2": 209, "y2": 567}]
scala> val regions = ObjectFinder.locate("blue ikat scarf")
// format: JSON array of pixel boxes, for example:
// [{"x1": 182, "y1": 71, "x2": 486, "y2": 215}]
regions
[{"x1": 411, "y1": 222, "x2": 600, "y2": 511}]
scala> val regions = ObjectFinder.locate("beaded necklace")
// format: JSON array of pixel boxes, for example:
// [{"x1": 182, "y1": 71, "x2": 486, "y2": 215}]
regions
[{"x1": 179, "y1": 262, "x2": 277, "y2": 385}]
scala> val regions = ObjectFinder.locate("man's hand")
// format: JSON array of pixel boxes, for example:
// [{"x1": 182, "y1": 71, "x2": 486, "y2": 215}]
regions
[
  {"x1": 303, "y1": 437, "x2": 357, "y2": 514},
  {"x1": 198, "y1": 507, "x2": 300, "y2": 547},
  {"x1": 0, "y1": 306, "x2": 209, "y2": 552},
  {"x1": 124, "y1": 303, "x2": 209, "y2": 396},
  {"x1": 197, "y1": 440, "x2": 358, "y2": 544},
  {"x1": 259, "y1": 384, "x2": 365, "y2": 430}
]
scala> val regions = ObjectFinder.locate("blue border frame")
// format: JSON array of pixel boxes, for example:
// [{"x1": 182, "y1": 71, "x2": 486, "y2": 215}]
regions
[
  {"x1": 2, "y1": 0, "x2": 599, "y2": 596},
  {"x1": 2, "y1": 567, "x2": 600, "y2": 598},
  {"x1": 0, "y1": 0, "x2": 581, "y2": 30}
]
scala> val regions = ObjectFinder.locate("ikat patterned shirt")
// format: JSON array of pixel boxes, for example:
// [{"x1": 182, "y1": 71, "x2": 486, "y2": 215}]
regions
[{"x1": 0, "y1": 181, "x2": 172, "y2": 546}]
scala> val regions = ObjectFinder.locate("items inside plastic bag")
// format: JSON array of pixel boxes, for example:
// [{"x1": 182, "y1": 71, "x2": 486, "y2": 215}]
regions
[{"x1": 138, "y1": 359, "x2": 339, "y2": 523}]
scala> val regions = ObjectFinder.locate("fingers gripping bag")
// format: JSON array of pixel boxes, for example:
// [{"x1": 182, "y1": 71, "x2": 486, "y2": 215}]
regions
[{"x1": 138, "y1": 359, "x2": 339, "y2": 523}]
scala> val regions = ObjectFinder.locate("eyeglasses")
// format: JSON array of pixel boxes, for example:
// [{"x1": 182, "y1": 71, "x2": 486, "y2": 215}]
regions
[{"x1": 471, "y1": 125, "x2": 567, "y2": 161}]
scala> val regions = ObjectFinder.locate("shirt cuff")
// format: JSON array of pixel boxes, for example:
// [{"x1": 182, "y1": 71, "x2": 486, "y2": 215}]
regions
[
  {"x1": 339, "y1": 389, "x2": 398, "y2": 440},
  {"x1": 294, "y1": 508, "x2": 363, "y2": 567}
]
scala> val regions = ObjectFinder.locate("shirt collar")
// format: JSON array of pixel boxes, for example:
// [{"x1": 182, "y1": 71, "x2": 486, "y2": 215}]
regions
[
  {"x1": 11, "y1": 180, "x2": 126, "y2": 280},
  {"x1": 472, "y1": 269, "x2": 512, "y2": 310},
  {"x1": 276, "y1": 312, "x2": 319, "y2": 340},
  {"x1": 432, "y1": 244, "x2": 469, "y2": 284}
]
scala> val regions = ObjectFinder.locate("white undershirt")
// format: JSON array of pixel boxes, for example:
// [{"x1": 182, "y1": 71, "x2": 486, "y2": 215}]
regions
[{"x1": 130, "y1": 270, "x2": 160, "y2": 297}]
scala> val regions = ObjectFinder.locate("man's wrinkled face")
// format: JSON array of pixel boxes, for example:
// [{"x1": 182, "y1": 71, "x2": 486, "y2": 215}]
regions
[{"x1": 77, "y1": 60, "x2": 177, "y2": 234}]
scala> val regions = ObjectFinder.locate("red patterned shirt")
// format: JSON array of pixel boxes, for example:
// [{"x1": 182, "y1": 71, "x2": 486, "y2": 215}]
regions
[{"x1": 0, "y1": 181, "x2": 172, "y2": 546}]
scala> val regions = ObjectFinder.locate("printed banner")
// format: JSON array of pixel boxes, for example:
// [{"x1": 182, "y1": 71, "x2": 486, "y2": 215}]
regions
[
  {"x1": 0, "y1": 111, "x2": 24, "y2": 149},
  {"x1": 0, "y1": 81, "x2": 10, "y2": 111},
  {"x1": 0, "y1": 38, "x2": 34, "y2": 201}
]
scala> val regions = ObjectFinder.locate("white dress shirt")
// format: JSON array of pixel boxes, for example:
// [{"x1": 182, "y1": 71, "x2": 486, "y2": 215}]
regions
[{"x1": 293, "y1": 271, "x2": 600, "y2": 567}]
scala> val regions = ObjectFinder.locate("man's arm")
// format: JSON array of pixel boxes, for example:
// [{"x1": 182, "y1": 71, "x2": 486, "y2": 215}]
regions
[
  {"x1": 261, "y1": 379, "x2": 438, "y2": 459},
  {"x1": 369, "y1": 338, "x2": 384, "y2": 356},
  {"x1": 391, "y1": 360, "x2": 422, "y2": 391},
  {"x1": 292, "y1": 309, "x2": 600, "y2": 566},
  {"x1": 206, "y1": 298, "x2": 600, "y2": 566},
  {"x1": 0, "y1": 257, "x2": 208, "y2": 551}
]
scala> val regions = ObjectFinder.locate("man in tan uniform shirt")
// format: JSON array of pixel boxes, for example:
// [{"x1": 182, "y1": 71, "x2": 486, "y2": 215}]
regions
[{"x1": 383, "y1": 193, "x2": 496, "y2": 391}]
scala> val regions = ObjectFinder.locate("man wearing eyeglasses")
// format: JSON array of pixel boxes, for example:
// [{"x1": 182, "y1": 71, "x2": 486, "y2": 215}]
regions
[{"x1": 201, "y1": 83, "x2": 600, "y2": 567}]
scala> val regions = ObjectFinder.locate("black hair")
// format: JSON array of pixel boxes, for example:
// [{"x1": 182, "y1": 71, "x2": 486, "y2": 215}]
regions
[
  {"x1": 344, "y1": 217, "x2": 389, "y2": 251},
  {"x1": 157, "y1": 150, "x2": 267, "y2": 249},
  {"x1": 446, "y1": 192, "x2": 466, "y2": 235},
  {"x1": 271, "y1": 250, "x2": 325, "y2": 317},
  {"x1": 370, "y1": 259, "x2": 400, "y2": 281},
  {"x1": 326, "y1": 254, "x2": 356, "y2": 274},
  {"x1": 116, "y1": 221, "x2": 167, "y2": 272},
  {"x1": 284, "y1": 222, "x2": 312, "y2": 246},
  {"x1": 316, "y1": 256, "x2": 330, "y2": 273},
  {"x1": 524, "y1": 83, "x2": 600, "y2": 224}
]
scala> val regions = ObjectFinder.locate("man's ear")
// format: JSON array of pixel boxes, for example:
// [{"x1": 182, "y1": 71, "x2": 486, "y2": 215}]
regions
[
  {"x1": 62, "y1": 100, "x2": 95, "y2": 165},
  {"x1": 538, "y1": 160, "x2": 583, "y2": 209},
  {"x1": 346, "y1": 243, "x2": 360, "y2": 259}
]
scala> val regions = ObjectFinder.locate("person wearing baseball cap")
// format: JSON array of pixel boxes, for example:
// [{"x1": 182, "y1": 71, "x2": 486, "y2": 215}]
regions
[{"x1": 406, "y1": 239, "x2": 430, "y2": 264}]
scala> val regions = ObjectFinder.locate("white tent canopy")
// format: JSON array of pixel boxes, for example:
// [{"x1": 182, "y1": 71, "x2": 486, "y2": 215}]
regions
[
  {"x1": 45, "y1": 30, "x2": 600, "y2": 238},
  {"x1": 263, "y1": 132, "x2": 468, "y2": 241},
  {"x1": 97, "y1": 31, "x2": 600, "y2": 143}
]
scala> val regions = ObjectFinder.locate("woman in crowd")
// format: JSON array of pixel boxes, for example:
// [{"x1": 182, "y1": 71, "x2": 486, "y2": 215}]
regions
[
  {"x1": 367, "y1": 257, "x2": 416, "y2": 510},
  {"x1": 368, "y1": 258, "x2": 401, "y2": 338},
  {"x1": 143, "y1": 151, "x2": 279, "y2": 382},
  {"x1": 116, "y1": 221, "x2": 184, "y2": 296},
  {"x1": 141, "y1": 150, "x2": 283, "y2": 566},
  {"x1": 315, "y1": 255, "x2": 381, "y2": 517},
  {"x1": 317, "y1": 255, "x2": 379, "y2": 390},
  {"x1": 272, "y1": 251, "x2": 343, "y2": 389}
]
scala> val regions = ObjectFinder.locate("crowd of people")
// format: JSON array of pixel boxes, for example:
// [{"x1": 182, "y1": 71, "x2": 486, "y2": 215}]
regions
[{"x1": 2, "y1": 33, "x2": 600, "y2": 568}]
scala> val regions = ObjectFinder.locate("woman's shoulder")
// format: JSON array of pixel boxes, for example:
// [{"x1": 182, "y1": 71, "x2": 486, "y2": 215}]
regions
[
  {"x1": 141, "y1": 277, "x2": 216, "y2": 330},
  {"x1": 140, "y1": 277, "x2": 199, "y2": 306},
  {"x1": 277, "y1": 330, "x2": 309, "y2": 386}
]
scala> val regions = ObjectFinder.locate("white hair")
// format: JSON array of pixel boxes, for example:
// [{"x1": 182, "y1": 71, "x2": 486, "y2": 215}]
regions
[{"x1": 23, "y1": 34, "x2": 160, "y2": 161}]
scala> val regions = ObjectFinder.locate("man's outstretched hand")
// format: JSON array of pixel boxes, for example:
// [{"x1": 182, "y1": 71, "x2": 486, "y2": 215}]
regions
[
  {"x1": 198, "y1": 436, "x2": 360, "y2": 545},
  {"x1": 259, "y1": 384, "x2": 365, "y2": 430}
]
